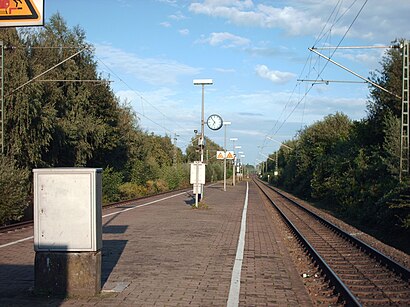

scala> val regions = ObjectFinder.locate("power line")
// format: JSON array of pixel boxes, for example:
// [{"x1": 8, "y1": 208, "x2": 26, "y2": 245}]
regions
[
  {"x1": 94, "y1": 52, "x2": 194, "y2": 146},
  {"x1": 273, "y1": 0, "x2": 368, "y2": 136},
  {"x1": 6, "y1": 46, "x2": 90, "y2": 97},
  {"x1": 257, "y1": 0, "x2": 369, "y2": 162}
]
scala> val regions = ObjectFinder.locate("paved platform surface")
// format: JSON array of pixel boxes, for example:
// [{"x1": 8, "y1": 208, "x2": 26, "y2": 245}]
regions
[{"x1": 0, "y1": 181, "x2": 312, "y2": 306}]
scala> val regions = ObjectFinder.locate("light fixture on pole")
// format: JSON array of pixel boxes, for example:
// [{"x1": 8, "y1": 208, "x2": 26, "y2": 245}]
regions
[
  {"x1": 230, "y1": 138, "x2": 238, "y2": 186},
  {"x1": 173, "y1": 133, "x2": 180, "y2": 167},
  {"x1": 233, "y1": 145, "x2": 242, "y2": 184},
  {"x1": 240, "y1": 154, "x2": 246, "y2": 179},
  {"x1": 255, "y1": 159, "x2": 263, "y2": 175},
  {"x1": 223, "y1": 121, "x2": 231, "y2": 191},
  {"x1": 193, "y1": 79, "x2": 213, "y2": 198}
]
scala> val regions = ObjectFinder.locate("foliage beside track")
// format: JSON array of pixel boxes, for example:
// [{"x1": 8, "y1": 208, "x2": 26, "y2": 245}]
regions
[
  {"x1": 0, "y1": 14, "x2": 225, "y2": 225},
  {"x1": 262, "y1": 41, "x2": 410, "y2": 251}
]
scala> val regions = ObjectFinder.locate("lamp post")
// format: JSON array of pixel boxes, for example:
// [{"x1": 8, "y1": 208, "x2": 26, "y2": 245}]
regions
[
  {"x1": 223, "y1": 121, "x2": 231, "y2": 191},
  {"x1": 230, "y1": 138, "x2": 238, "y2": 186},
  {"x1": 256, "y1": 159, "x2": 263, "y2": 176},
  {"x1": 173, "y1": 133, "x2": 180, "y2": 168},
  {"x1": 193, "y1": 79, "x2": 213, "y2": 163},
  {"x1": 193, "y1": 79, "x2": 213, "y2": 198},
  {"x1": 266, "y1": 137, "x2": 293, "y2": 177},
  {"x1": 238, "y1": 152, "x2": 245, "y2": 181},
  {"x1": 235, "y1": 145, "x2": 242, "y2": 183},
  {"x1": 241, "y1": 154, "x2": 246, "y2": 176}
]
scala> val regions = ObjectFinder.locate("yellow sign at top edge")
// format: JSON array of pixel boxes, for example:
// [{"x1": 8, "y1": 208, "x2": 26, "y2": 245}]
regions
[
  {"x1": 226, "y1": 151, "x2": 235, "y2": 160},
  {"x1": 216, "y1": 151, "x2": 225, "y2": 160},
  {"x1": 0, "y1": 0, "x2": 43, "y2": 27}
]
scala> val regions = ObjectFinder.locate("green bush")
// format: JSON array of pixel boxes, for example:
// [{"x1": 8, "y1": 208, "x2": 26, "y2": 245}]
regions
[
  {"x1": 160, "y1": 164, "x2": 189, "y2": 190},
  {"x1": 146, "y1": 179, "x2": 169, "y2": 194},
  {"x1": 0, "y1": 157, "x2": 30, "y2": 225},
  {"x1": 102, "y1": 167, "x2": 124, "y2": 203},
  {"x1": 118, "y1": 182, "x2": 147, "y2": 199}
]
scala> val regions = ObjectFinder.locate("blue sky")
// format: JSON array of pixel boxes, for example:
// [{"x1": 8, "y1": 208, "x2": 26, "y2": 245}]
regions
[{"x1": 44, "y1": 0, "x2": 410, "y2": 165}]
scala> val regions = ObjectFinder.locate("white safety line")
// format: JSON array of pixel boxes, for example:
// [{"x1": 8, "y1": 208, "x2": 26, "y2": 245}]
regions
[
  {"x1": 0, "y1": 236, "x2": 34, "y2": 249},
  {"x1": 227, "y1": 182, "x2": 249, "y2": 307},
  {"x1": 102, "y1": 191, "x2": 187, "y2": 218},
  {"x1": 0, "y1": 191, "x2": 189, "y2": 249}
]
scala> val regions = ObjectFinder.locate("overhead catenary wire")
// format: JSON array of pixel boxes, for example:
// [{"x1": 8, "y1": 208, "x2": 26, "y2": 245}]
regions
[
  {"x1": 93, "y1": 52, "x2": 195, "y2": 146},
  {"x1": 6, "y1": 46, "x2": 90, "y2": 97},
  {"x1": 257, "y1": 0, "x2": 369, "y2": 164},
  {"x1": 7, "y1": 42, "x2": 194, "y2": 148},
  {"x1": 274, "y1": 0, "x2": 368, "y2": 136},
  {"x1": 258, "y1": 0, "x2": 350, "y2": 154}
]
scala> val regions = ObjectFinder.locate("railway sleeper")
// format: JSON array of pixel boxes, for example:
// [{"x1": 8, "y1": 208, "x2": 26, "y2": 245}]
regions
[
  {"x1": 381, "y1": 288, "x2": 410, "y2": 297},
  {"x1": 358, "y1": 297, "x2": 397, "y2": 305}
]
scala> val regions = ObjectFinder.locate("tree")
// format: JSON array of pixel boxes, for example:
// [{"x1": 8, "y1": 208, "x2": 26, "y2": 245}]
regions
[
  {"x1": 0, "y1": 156, "x2": 29, "y2": 225},
  {"x1": 272, "y1": 41, "x2": 409, "y2": 251}
]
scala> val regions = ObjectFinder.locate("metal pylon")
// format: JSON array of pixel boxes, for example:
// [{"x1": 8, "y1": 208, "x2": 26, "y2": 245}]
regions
[
  {"x1": 0, "y1": 41, "x2": 3, "y2": 155},
  {"x1": 400, "y1": 40, "x2": 409, "y2": 182}
]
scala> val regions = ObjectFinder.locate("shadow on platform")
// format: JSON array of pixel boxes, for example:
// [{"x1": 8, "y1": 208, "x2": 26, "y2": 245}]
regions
[
  {"x1": 184, "y1": 197, "x2": 196, "y2": 206},
  {"x1": 0, "y1": 264, "x2": 65, "y2": 306},
  {"x1": 101, "y1": 239, "x2": 128, "y2": 285}
]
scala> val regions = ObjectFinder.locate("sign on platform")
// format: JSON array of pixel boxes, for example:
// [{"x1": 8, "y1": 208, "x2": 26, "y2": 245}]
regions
[
  {"x1": 0, "y1": 0, "x2": 44, "y2": 27},
  {"x1": 226, "y1": 151, "x2": 235, "y2": 160},
  {"x1": 193, "y1": 183, "x2": 201, "y2": 194},
  {"x1": 216, "y1": 151, "x2": 225, "y2": 160},
  {"x1": 190, "y1": 161, "x2": 205, "y2": 185}
]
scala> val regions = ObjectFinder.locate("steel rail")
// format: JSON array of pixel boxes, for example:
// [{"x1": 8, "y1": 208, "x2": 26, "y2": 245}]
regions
[
  {"x1": 0, "y1": 220, "x2": 34, "y2": 233},
  {"x1": 253, "y1": 178, "x2": 361, "y2": 306},
  {"x1": 258, "y1": 179, "x2": 410, "y2": 282}
]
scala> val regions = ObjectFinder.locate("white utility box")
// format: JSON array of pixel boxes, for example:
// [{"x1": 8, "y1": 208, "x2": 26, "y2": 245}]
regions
[
  {"x1": 190, "y1": 161, "x2": 206, "y2": 185},
  {"x1": 33, "y1": 168, "x2": 102, "y2": 252}
]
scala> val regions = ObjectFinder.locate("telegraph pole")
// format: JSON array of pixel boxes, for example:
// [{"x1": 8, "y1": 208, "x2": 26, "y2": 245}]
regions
[
  {"x1": 400, "y1": 40, "x2": 409, "y2": 182},
  {"x1": 193, "y1": 79, "x2": 213, "y2": 198},
  {"x1": 173, "y1": 133, "x2": 179, "y2": 168},
  {"x1": 308, "y1": 44, "x2": 409, "y2": 182}
]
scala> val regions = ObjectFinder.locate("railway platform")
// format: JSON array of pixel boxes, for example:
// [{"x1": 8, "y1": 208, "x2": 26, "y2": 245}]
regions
[{"x1": 0, "y1": 181, "x2": 313, "y2": 306}]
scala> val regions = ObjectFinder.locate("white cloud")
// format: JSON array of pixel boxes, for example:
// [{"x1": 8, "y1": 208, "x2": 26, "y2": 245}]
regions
[
  {"x1": 214, "y1": 67, "x2": 236, "y2": 73},
  {"x1": 189, "y1": 1, "x2": 410, "y2": 41},
  {"x1": 160, "y1": 21, "x2": 171, "y2": 27},
  {"x1": 169, "y1": 11, "x2": 187, "y2": 20},
  {"x1": 115, "y1": 88, "x2": 199, "y2": 142},
  {"x1": 336, "y1": 48, "x2": 386, "y2": 69},
  {"x1": 189, "y1": 1, "x2": 323, "y2": 36},
  {"x1": 299, "y1": 95, "x2": 367, "y2": 121},
  {"x1": 197, "y1": 32, "x2": 250, "y2": 48},
  {"x1": 95, "y1": 43, "x2": 200, "y2": 85},
  {"x1": 232, "y1": 129, "x2": 265, "y2": 137},
  {"x1": 255, "y1": 64, "x2": 295, "y2": 84},
  {"x1": 179, "y1": 28, "x2": 190, "y2": 36}
]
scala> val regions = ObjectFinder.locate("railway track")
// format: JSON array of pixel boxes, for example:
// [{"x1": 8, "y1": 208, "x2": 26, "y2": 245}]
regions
[{"x1": 254, "y1": 178, "x2": 410, "y2": 306}]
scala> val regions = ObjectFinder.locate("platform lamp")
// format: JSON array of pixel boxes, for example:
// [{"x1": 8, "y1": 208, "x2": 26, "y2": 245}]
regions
[
  {"x1": 230, "y1": 138, "x2": 238, "y2": 186},
  {"x1": 223, "y1": 121, "x2": 231, "y2": 191},
  {"x1": 193, "y1": 79, "x2": 213, "y2": 198},
  {"x1": 235, "y1": 145, "x2": 242, "y2": 183}
]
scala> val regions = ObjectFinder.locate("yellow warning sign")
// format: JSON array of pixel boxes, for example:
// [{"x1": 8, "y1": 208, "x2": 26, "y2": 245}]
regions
[
  {"x1": 226, "y1": 151, "x2": 235, "y2": 160},
  {"x1": 216, "y1": 151, "x2": 225, "y2": 160},
  {"x1": 0, "y1": 0, "x2": 43, "y2": 27}
]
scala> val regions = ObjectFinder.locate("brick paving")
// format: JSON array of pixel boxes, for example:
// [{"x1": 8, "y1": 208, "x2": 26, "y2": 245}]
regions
[{"x1": 0, "y1": 181, "x2": 312, "y2": 306}]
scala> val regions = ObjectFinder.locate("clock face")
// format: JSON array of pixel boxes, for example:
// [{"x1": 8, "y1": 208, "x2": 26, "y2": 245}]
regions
[{"x1": 207, "y1": 114, "x2": 223, "y2": 130}]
